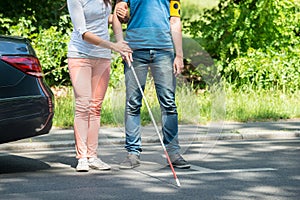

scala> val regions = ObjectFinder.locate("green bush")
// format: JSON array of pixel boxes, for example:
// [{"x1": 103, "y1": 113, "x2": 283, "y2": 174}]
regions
[
  {"x1": 225, "y1": 47, "x2": 300, "y2": 91},
  {"x1": 33, "y1": 25, "x2": 71, "y2": 86},
  {"x1": 109, "y1": 54, "x2": 125, "y2": 88},
  {"x1": 185, "y1": 0, "x2": 300, "y2": 90},
  {"x1": 187, "y1": 0, "x2": 300, "y2": 60},
  {"x1": 0, "y1": 0, "x2": 68, "y2": 31}
]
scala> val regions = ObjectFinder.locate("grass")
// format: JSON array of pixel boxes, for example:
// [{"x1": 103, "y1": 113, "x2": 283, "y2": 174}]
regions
[
  {"x1": 52, "y1": 87, "x2": 74, "y2": 128},
  {"x1": 52, "y1": 82, "x2": 300, "y2": 128},
  {"x1": 224, "y1": 86, "x2": 300, "y2": 122}
]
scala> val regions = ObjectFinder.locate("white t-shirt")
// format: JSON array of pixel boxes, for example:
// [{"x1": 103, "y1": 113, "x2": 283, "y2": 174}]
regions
[{"x1": 67, "y1": 0, "x2": 112, "y2": 59}]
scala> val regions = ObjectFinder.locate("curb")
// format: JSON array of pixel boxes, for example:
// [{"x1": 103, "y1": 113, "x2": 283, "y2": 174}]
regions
[{"x1": 1, "y1": 130, "x2": 299, "y2": 151}]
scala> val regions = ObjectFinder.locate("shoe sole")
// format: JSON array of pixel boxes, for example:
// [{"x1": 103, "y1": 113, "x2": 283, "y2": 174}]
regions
[
  {"x1": 119, "y1": 163, "x2": 140, "y2": 169},
  {"x1": 89, "y1": 165, "x2": 111, "y2": 170},
  {"x1": 172, "y1": 164, "x2": 191, "y2": 169},
  {"x1": 76, "y1": 168, "x2": 89, "y2": 172}
]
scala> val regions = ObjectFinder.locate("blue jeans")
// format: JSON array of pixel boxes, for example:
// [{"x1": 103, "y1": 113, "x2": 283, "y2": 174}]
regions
[{"x1": 124, "y1": 49, "x2": 180, "y2": 156}]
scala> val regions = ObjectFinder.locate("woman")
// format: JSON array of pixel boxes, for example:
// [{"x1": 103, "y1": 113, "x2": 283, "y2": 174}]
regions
[{"x1": 67, "y1": 0, "x2": 131, "y2": 172}]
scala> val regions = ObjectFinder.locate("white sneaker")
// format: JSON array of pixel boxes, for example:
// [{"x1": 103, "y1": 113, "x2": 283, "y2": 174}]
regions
[
  {"x1": 76, "y1": 158, "x2": 89, "y2": 172},
  {"x1": 88, "y1": 157, "x2": 111, "y2": 170}
]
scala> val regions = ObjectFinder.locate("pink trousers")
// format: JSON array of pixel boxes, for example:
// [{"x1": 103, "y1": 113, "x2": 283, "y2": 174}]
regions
[{"x1": 68, "y1": 58, "x2": 110, "y2": 159}]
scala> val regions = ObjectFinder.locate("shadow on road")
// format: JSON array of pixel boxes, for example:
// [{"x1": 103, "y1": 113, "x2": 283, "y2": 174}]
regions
[{"x1": 0, "y1": 154, "x2": 50, "y2": 174}]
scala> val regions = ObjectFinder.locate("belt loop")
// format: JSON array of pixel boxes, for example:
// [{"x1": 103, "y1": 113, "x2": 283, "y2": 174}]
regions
[{"x1": 150, "y1": 49, "x2": 154, "y2": 61}]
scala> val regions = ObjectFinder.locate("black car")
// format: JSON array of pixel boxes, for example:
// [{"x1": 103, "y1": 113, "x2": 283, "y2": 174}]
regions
[{"x1": 0, "y1": 35, "x2": 54, "y2": 144}]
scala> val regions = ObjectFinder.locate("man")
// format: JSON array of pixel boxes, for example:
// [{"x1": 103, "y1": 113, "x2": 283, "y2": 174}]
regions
[{"x1": 113, "y1": 0, "x2": 190, "y2": 169}]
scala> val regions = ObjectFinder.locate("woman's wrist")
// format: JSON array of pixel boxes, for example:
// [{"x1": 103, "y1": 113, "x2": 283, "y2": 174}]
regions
[{"x1": 97, "y1": 40, "x2": 114, "y2": 50}]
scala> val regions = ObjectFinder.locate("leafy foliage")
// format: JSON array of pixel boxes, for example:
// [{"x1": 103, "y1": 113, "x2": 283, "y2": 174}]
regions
[
  {"x1": 225, "y1": 47, "x2": 300, "y2": 91},
  {"x1": 186, "y1": 0, "x2": 300, "y2": 91},
  {"x1": 33, "y1": 24, "x2": 71, "y2": 86},
  {"x1": 0, "y1": 0, "x2": 68, "y2": 31},
  {"x1": 109, "y1": 54, "x2": 125, "y2": 88}
]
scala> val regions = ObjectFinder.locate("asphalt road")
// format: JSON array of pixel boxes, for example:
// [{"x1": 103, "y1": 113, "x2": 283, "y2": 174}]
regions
[{"x1": 0, "y1": 139, "x2": 299, "y2": 200}]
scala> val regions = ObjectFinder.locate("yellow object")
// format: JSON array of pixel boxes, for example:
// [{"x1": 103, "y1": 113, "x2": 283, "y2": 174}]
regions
[{"x1": 170, "y1": 0, "x2": 181, "y2": 17}]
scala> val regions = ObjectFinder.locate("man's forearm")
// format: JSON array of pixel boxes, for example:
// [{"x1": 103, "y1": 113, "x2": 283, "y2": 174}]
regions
[{"x1": 170, "y1": 17, "x2": 183, "y2": 58}]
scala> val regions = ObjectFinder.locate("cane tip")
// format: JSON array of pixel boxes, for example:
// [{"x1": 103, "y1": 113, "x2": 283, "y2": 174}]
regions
[{"x1": 176, "y1": 178, "x2": 181, "y2": 187}]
